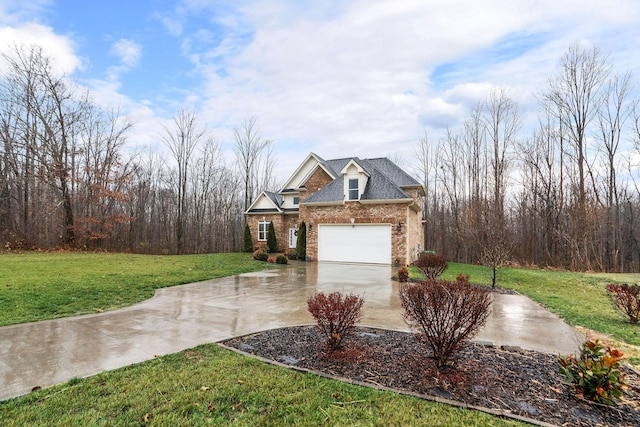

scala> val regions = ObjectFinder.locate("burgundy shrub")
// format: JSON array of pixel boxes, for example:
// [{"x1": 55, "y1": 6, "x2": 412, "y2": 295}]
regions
[
  {"x1": 455, "y1": 274, "x2": 470, "y2": 285},
  {"x1": 397, "y1": 266, "x2": 409, "y2": 283},
  {"x1": 606, "y1": 283, "x2": 640, "y2": 324},
  {"x1": 307, "y1": 291, "x2": 364, "y2": 351},
  {"x1": 400, "y1": 280, "x2": 491, "y2": 370},
  {"x1": 413, "y1": 253, "x2": 448, "y2": 280}
]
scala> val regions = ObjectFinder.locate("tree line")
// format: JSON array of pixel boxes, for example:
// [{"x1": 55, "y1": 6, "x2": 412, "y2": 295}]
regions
[
  {"x1": 0, "y1": 45, "x2": 274, "y2": 255},
  {"x1": 414, "y1": 44, "x2": 640, "y2": 272},
  {"x1": 2, "y1": 43, "x2": 640, "y2": 272}
]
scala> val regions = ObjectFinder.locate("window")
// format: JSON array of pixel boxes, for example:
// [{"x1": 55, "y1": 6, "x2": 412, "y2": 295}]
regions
[
  {"x1": 348, "y1": 178, "x2": 359, "y2": 200},
  {"x1": 258, "y1": 221, "x2": 270, "y2": 241},
  {"x1": 293, "y1": 196, "x2": 299, "y2": 205}
]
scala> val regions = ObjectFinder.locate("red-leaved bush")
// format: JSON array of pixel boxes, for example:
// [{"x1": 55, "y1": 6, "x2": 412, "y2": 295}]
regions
[
  {"x1": 397, "y1": 266, "x2": 409, "y2": 282},
  {"x1": 307, "y1": 291, "x2": 364, "y2": 351},
  {"x1": 413, "y1": 253, "x2": 448, "y2": 280},
  {"x1": 400, "y1": 280, "x2": 491, "y2": 370},
  {"x1": 606, "y1": 283, "x2": 640, "y2": 324},
  {"x1": 455, "y1": 274, "x2": 470, "y2": 285}
]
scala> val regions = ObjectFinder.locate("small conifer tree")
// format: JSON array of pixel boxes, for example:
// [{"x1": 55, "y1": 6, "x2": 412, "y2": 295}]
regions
[
  {"x1": 267, "y1": 222, "x2": 278, "y2": 253},
  {"x1": 243, "y1": 224, "x2": 253, "y2": 252},
  {"x1": 296, "y1": 221, "x2": 307, "y2": 260}
]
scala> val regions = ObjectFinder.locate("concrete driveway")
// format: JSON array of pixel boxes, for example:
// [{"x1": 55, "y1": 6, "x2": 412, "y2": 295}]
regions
[{"x1": 0, "y1": 261, "x2": 583, "y2": 401}]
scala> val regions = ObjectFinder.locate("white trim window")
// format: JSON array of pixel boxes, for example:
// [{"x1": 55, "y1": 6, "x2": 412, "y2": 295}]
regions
[
  {"x1": 258, "y1": 220, "x2": 270, "y2": 241},
  {"x1": 348, "y1": 178, "x2": 359, "y2": 200},
  {"x1": 293, "y1": 196, "x2": 299, "y2": 205}
]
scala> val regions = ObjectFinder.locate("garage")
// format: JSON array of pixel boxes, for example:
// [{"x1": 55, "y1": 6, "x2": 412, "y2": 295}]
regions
[{"x1": 318, "y1": 224, "x2": 392, "y2": 264}]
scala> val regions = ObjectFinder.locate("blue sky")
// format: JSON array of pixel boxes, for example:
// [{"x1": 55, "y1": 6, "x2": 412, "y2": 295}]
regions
[{"x1": 1, "y1": 0, "x2": 639, "y2": 177}]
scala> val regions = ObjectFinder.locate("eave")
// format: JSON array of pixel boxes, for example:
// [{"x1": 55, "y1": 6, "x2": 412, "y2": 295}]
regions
[
  {"x1": 359, "y1": 198, "x2": 414, "y2": 205},
  {"x1": 300, "y1": 201, "x2": 343, "y2": 207},
  {"x1": 244, "y1": 209, "x2": 283, "y2": 215},
  {"x1": 401, "y1": 184, "x2": 426, "y2": 197}
]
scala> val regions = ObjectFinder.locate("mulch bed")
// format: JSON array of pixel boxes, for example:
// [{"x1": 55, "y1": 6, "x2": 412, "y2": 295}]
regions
[{"x1": 222, "y1": 326, "x2": 640, "y2": 426}]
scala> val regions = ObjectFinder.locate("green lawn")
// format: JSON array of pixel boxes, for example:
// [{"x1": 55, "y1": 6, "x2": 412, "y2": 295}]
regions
[
  {"x1": 0, "y1": 343, "x2": 524, "y2": 427},
  {"x1": 1, "y1": 252, "x2": 638, "y2": 424},
  {"x1": 0, "y1": 252, "x2": 274, "y2": 326}
]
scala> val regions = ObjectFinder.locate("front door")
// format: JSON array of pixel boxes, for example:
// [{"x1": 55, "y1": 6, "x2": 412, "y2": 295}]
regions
[{"x1": 288, "y1": 228, "x2": 298, "y2": 249}]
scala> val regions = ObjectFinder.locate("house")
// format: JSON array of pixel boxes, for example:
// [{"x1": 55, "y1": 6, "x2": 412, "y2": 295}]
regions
[{"x1": 245, "y1": 153, "x2": 425, "y2": 265}]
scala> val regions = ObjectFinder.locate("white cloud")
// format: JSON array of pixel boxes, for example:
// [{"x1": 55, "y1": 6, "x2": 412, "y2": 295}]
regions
[
  {"x1": 3, "y1": 0, "x2": 640, "y2": 179},
  {"x1": 106, "y1": 38, "x2": 142, "y2": 81},
  {"x1": 155, "y1": 11, "x2": 184, "y2": 37},
  {"x1": 110, "y1": 38, "x2": 141, "y2": 68},
  {"x1": 0, "y1": 0, "x2": 52, "y2": 24},
  {"x1": 0, "y1": 22, "x2": 81, "y2": 75},
  {"x1": 176, "y1": 0, "x2": 640, "y2": 169}
]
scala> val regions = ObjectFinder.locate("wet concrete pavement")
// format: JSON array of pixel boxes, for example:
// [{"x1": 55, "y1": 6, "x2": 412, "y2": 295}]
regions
[{"x1": 0, "y1": 262, "x2": 584, "y2": 401}]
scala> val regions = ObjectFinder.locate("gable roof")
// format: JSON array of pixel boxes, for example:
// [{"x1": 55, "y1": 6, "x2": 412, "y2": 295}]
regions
[
  {"x1": 304, "y1": 157, "x2": 422, "y2": 204},
  {"x1": 246, "y1": 154, "x2": 424, "y2": 213},
  {"x1": 244, "y1": 191, "x2": 283, "y2": 214},
  {"x1": 279, "y1": 152, "x2": 336, "y2": 193}
]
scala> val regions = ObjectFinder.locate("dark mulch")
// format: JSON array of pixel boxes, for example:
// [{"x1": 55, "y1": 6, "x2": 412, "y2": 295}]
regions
[{"x1": 222, "y1": 326, "x2": 640, "y2": 427}]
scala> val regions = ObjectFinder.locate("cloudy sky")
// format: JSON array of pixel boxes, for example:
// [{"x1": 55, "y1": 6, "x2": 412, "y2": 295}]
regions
[{"x1": 1, "y1": 0, "x2": 639, "y2": 176}]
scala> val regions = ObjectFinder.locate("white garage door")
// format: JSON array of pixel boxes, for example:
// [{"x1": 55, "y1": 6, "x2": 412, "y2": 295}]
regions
[{"x1": 318, "y1": 224, "x2": 392, "y2": 264}]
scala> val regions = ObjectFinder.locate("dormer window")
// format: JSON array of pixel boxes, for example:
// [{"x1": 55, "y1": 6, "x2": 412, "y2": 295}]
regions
[
  {"x1": 341, "y1": 159, "x2": 369, "y2": 202},
  {"x1": 348, "y1": 179, "x2": 359, "y2": 200}
]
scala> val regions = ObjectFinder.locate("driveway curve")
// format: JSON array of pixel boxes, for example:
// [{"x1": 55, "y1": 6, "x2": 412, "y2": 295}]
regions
[{"x1": 0, "y1": 261, "x2": 583, "y2": 401}]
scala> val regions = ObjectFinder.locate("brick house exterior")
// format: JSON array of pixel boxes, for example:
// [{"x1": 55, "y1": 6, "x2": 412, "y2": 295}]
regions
[{"x1": 245, "y1": 153, "x2": 424, "y2": 265}]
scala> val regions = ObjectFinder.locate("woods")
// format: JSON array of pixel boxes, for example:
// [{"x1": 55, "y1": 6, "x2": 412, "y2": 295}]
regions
[
  {"x1": 1, "y1": 43, "x2": 640, "y2": 271},
  {"x1": 0, "y1": 45, "x2": 271, "y2": 255},
  {"x1": 419, "y1": 44, "x2": 640, "y2": 272}
]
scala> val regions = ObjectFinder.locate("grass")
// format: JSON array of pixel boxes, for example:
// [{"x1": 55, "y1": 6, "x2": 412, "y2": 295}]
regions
[
  {"x1": 1, "y1": 252, "x2": 638, "y2": 424},
  {"x1": 435, "y1": 263, "x2": 640, "y2": 365},
  {"x1": 0, "y1": 252, "x2": 275, "y2": 327},
  {"x1": 0, "y1": 343, "x2": 524, "y2": 427}
]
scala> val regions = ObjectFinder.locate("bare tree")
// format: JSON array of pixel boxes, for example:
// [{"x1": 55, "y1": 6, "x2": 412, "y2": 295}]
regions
[
  {"x1": 161, "y1": 109, "x2": 204, "y2": 254},
  {"x1": 413, "y1": 131, "x2": 436, "y2": 251},
  {"x1": 543, "y1": 44, "x2": 610, "y2": 269},
  {"x1": 1, "y1": 45, "x2": 92, "y2": 245},
  {"x1": 233, "y1": 117, "x2": 273, "y2": 211},
  {"x1": 483, "y1": 87, "x2": 521, "y2": 231},
  {"x1": 596, "y1": 73, "x2": 634, "y2": 271},
  {"x1": 76, "y1": 106, "x2": 134, "y2": 248},
  {"x1": 189, "y1": 138, "x2": 222, "y2": 253}
]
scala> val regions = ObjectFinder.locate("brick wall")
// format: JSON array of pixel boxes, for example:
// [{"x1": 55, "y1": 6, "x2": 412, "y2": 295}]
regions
[
  {"x1": 246, "y1": 213, "x2": 300, "y2": 253},
  {"x1": 246, "y1": 167, "x2": 424, "y2": 263},
  {"x1": 300, "y1": 167, "x2": 333, "y2": 202},
  {"x1": 302, "y1": 201, "x2": 421, "y2": 265}
]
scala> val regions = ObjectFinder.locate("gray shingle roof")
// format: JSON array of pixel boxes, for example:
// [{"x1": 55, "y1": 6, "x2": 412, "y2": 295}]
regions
[
  {"x1": 365, "y1": 158, "x2": 421, "y2": 187},
  {"x1": 303, "y1": 176, "x2": 345, "y2": 203},
  {"x1": 304, "y1": 157, "x2": 418, "y2": 203},
  {"x1": 248, "y1": 156, "x2": 421, "y2": 211},
  {"x1": 264, "y1": 191, "x2": 283, "y2": 207},
  {"x1": 359, "y1": 159, "x2": 410, "y2": 200}
]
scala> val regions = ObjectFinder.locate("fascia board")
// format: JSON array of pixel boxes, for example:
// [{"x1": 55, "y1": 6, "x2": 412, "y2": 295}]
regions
[
  {"x1": 340, "y1": 159, "x2": 370, "y2": 177},
  {"x1": 279, "y1": 152, "x2": 327, "y2": 193},
  {"x1": 300, "y1": 201, "x2": 342, "y2": 207},
  {"x1": 358, "y1": 198, "x2": 414, "y2": 205}
]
